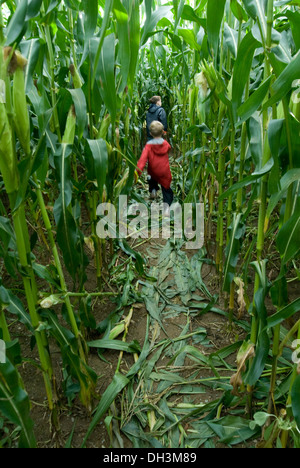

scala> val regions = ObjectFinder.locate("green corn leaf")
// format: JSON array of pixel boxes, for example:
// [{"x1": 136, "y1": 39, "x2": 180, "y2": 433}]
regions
[
  {"x1": 242, "y1": 0, "x2": 267, "y2": 40},
  {"x1": 20, "y1": 39, "x2": 40, "y2": 94},
  {"x1": 232, "y1": 32, "x2": 261, "y2": 120},
  {"x1": 118, "y1": 239, "x2": 146, "y2": 276},
  {"x1": 0, "y1": 357, "x2": 36, "y2": 448},
  {"x1": 285, "y1": 10, "x2": 300, "y2": 52},
  {"x1": 87, "y1": 138, "x2": 108, "y2": 199},
  {"x1": 230, "y1": 0, "x2": 248, "y2": 22},
  {"x1": 88, "y1": 339, "x2": 141, "y2": 353},
  {"x1": 174, "y1": 0, "x2": 185, "y2": 31},
  {"x1": 237, "y1": 76, "x2": 272, "y2": 125},
  {"x1": 0, "y1": 286, "x2": 33, "y2": 332},
  {"x1": 0, "y1": 216, "x2": 17, "y2": 277},
  {"x1": 126, "y1": 0, "x2": 140, "y2": 95},
  {"x1": 26, "y1": 0, "x2": 43, "y2": 19},
  {"x1": 267, "y1": 118, "x2": 284, "y2": 195},
  {"x1": 113, "y1": 0, "x2": 130, "y2": 93},
  {"x1": 82, "y1": 0, "x2": 98, "y2": 39},
  {"x1": 276, "y1": 205, "x2": 300, "y2": 265},
  {"x1": 67, "y1": 88, "x2": 87, "y2": 141},
  {"x1": 206, "y1": 0, "x2": 226, "y2": 61},
  {"x1": 53, "y1": 144, "x2": 87, "y2": 282},
  {"x1": 91, "y1": 0, "x2": 114, "y2": 88},
  {"x1": 79, "y1": 296, "x2": 97, "y2": 330},
  {"x1": 181, "y1": 4, "x2": 205, "y2": 27},
  {"x1": 82, "y1": 372, "x2": 129, "y2": 446},
  {"x1": 98, "y1": 33, "x2": 117, "y2": 124},
  {"x1": 224, "y1": 23, "x2": 238, "y2": 58},
  {"x1": 263, "y1": 50, "x2": 300, "y2": 109},
  {"x1": 141, "y1": 6, "x2": 173, "y2": 45},
  {"x1": 126, "y1": 315, "x2": 150, "y2": 379},
  {"x1": 223, "y1": 214, "x2": 245, "y2": 293},
  {"x1": 244, "y1": 331, "x2": 270, "y2": 386},
  {"x1": 178, "y1": 28, "x2": 201, "y2": 51},
  {"x1": 0, "y1": 100, "x2": 19, "y2": 194},
  {"x1": 218, "y1": 158, "x2": 274, "y2": 202},
  {"x1": 207, "y1": 415, "x2": 259, "y2": 445},
  {"x1": 5, "y1": 0, "x2": 28, "y2": 46},
  {"x1": 291, "y1": 374, "x2": 300, "y2": 431},
  {"x1": 266, "y1": 297, "x2": 300, "y2": 329},
  {"x1": 167, "y1": 345, "x2": 210, "y2": 367},
  {"x1": 265, "y1": 168, "x2": 300, "y2": 223},
  {"x1": 41, "y1": 310, "x2": 97, "y2": 398}
]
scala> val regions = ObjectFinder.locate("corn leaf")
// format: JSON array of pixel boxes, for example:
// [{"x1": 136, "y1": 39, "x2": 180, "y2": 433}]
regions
[
  {"x1": 98, "y1": 33, "x2": 117, "y2": 124},
  {"x1": 91, "y1": 0, "x2": 114, "y2": 88},
  {"x1": 266, "y1": 297, "x2": 300, "y2": 329},
  {"x1": 141, "y1": 6, "x2": 172, "y2": 45},
  {"x1": 0, "y1": 286, "x2": 33, "y2": 332},
  {"x1": 291, "y1": 374, "x2": 300, "y2": 430},
  {"x1": 285, "y1": 10, "x2": 300, "y2": 52},
  {"x1": 113, "y1": 0, "x2": 130, "y2": 93},
  {"x1": 223, "y1": 214, "x2": 245, "y2": 293},
  {"x1": 206, "y1": 0, "x2": 226, "y2": 61},
  {"x1": 224, "y1": 23, "x2": 238, "y2": 58},
  {"x1": 87, "y1": 138, "x2": 108, "y2": 199},
  {"x1": 41, "y1": 310, "x2": 97, "y2": 392},
  {"x1": 244, "y1": 331, "x2": 270, "y2": 386},
  {"x1": 207, "y1": 415, "x2": 258, "y2": 445},
  {"x1": 53, "y1": 144, "x2": 88, "y2": 282},
  {"x1": 242, "y1": 0, "x2": 267, "y2": 40},
  {"x1": 265, "y1": 168, "x2": 300, "y2": 223},
  {"x1": 87, "y1": 339, "x2": 141, "y2": 353},
  {"x1": 26, "y1": 0, "x2": 43, "y2": 19},
  {"x1": 82, "y1": 372, "x2": 129, "y2": 446},
  {"x1": 263, "y1": 50, "x2": 300, "y2": 109},
  {"x1": 124, "y1": 0, "x2": 140, "y2": 94},
  {"x1": 276, "y1": 205, "x2": 300, "y2": 265},
  {"x1": 232, "y1": 32, "x2": 261, "y2": 120},
  {"x1": 5, "y1": 0, "x2": 28, "y2": 46},
  {"x1": 82, "y1": 0, "x2": 98, "y2": 39},
  {"x1": 20, "y1": 39, "x2": 40, "y2": 93},
  {"x1": 0, "y1": 357, "x2": 36, "y2": 448},
  {"x1": 237, "y1": 76, "x2": 272, "y2": 125},
  {"x1": 68, "y1": 88, "x2": 87, "y2": 140}
]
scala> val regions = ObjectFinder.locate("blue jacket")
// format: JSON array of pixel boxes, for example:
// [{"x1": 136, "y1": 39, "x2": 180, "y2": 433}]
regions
[{"x1": 146, "y1": 104, "x2": 168, "y2": 139}]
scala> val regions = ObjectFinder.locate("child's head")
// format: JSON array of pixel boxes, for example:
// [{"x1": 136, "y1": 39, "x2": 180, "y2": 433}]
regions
[
  {"x1": 149, "y1": 96, "x2": 162, "y2": 106},
  {"x1": 149, "y1": 120, "x2": 164, "y2": 138}
]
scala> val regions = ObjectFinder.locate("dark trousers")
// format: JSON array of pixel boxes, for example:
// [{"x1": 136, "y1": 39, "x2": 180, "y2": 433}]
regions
[{"x1": 148, "y1": 177, "x2": 174, "y2": 206}]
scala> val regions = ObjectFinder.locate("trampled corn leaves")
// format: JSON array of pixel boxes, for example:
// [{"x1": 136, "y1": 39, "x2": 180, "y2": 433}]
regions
[{"x1": 206, "y1": 415, "x2": 259, "y2": 445}]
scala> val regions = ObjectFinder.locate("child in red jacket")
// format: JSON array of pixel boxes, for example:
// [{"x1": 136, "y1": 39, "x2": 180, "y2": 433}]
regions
[{"x1": 136, "y1": 121, "x2": 173, "y2": 209}]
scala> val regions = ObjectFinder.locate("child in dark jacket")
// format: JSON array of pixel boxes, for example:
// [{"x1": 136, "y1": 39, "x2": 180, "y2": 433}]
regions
[
  {"x1": 146, "y1": 96, "x2": 168, "y2": 141},
  {"x1": 137, "y1": 121, "x2": 173, "y2": 210}
]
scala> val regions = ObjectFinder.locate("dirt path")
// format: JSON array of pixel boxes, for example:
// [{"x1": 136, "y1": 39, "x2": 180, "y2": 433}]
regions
[{"x1": 13, "y1": 191, "x2": 252, "y2": 448}]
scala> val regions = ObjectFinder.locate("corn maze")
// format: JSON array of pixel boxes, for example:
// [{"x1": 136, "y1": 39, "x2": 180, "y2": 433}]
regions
[{"x1": 0, "y1": 0, "x2": 300, "y2": 450}]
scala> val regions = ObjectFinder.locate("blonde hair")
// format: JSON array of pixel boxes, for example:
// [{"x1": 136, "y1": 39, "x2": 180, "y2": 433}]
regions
[{"x1": 149, "y1": 120, "x2": 164, "y2": 137}]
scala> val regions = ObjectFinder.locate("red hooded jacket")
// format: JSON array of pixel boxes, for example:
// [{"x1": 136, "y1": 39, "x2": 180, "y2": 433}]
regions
[{"x1": 137, "y1": 138, "x2": 172, "y2": 189}]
